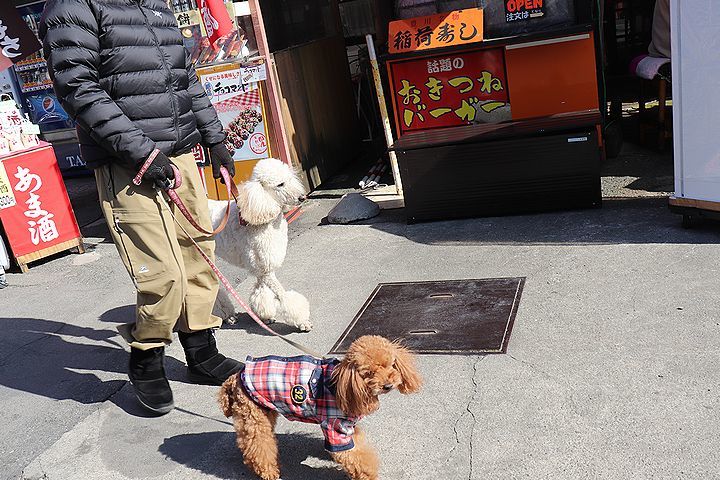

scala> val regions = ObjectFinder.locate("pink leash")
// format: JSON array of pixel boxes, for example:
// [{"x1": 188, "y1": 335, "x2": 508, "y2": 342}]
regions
[{"x1": 133, "y1": 150, "x2": 323, "y2": 358}]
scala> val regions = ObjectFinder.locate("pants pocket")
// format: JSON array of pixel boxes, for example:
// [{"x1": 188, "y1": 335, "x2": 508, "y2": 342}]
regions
[{"x1": 112, "y1": 210, "x2": 171, "y2": 286}]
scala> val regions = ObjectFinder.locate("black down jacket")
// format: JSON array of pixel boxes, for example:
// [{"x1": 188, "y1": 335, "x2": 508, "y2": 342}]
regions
[{"x1": 40, "y1": 0, "x2": 226, "y2": 169}]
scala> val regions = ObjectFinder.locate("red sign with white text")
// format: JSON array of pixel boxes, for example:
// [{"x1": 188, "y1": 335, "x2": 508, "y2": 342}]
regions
[
  {"x1": 0, "y1": 145, "x2": 81, "y2": 257},
  {"x1": 388, "y1": 48, "x2": 510, "y2": 135}
]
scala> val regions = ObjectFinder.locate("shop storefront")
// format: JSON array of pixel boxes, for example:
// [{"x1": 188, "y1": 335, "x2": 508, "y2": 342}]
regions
[{"x1": 377, "y1": 0, "x2": 603, "y2": 222}]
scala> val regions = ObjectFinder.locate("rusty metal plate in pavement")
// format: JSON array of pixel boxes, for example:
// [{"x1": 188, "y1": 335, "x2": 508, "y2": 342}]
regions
[{"x1": 330, "y1": 278, "x2": 525, "y2": 355}]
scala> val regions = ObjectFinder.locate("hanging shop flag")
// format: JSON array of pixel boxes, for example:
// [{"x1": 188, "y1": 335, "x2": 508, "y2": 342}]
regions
[
  {"x1": 388, "y1": 8, "x2": 484, "y2": 54},
  {"x1": 198, "y1": 0, "x2": 234, "y2": 47},
  {"x1": 0, "y1": 4, "x2": 42, "y2": 67}
]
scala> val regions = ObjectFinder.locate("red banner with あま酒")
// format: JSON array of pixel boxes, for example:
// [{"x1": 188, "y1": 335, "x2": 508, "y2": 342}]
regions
[{"x1": 0, "y1": 145, "x2": 81, "y2": 258}]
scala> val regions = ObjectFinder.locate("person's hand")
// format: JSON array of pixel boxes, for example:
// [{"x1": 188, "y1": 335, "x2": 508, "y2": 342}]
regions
[
  {"x1": 210, "y1": 143, "x2": 235, "y2": 183},
  {"x1": 140, "y1": 151, "x2": 175, "y2": 190}
]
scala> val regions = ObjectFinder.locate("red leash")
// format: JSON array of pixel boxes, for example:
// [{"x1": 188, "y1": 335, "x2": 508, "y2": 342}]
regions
[{"x1": 134, "y1": 150, "x2": 323, "y2": 357}]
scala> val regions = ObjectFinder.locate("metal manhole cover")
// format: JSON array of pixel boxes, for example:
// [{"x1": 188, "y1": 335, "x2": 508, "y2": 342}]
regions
[{"x1": 330, "y1": 278, "x2": 525, "y2": 354}]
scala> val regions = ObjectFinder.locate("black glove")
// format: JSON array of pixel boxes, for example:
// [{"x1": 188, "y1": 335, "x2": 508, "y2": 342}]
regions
[
  {"x1": 139, "y1": 151, "x2": 175, "y2": 190},
  {"x1": 210, "y1": 143, "x2": 235, "y2": 183}
]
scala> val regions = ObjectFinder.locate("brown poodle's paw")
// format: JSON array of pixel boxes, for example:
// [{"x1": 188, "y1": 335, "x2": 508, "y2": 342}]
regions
[{"x1": 248, "y1": 464, "x2": 282, "y2": 480}]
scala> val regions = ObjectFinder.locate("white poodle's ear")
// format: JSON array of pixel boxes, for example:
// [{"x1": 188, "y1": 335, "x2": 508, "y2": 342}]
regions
[{"x1": 237, "y1": 181, "x2": 282, "y2": 225}]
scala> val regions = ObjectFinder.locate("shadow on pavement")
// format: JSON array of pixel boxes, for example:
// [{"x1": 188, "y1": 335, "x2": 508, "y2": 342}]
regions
[
  {"x1": 222, "y1": 313, "x2": 308, "y2": 337},
  {"x1": 0, "y1": 308, "x2": 203, "y2": 413},
  {"x1": 0, "y1": 317, "x2": 127, "y2": 404},
  {"x1": 159, "y1": 431, "x2": 346, "y2": 480},
  {"x1": 339, "y1": 197, "x2": 720, "y2": 246}
]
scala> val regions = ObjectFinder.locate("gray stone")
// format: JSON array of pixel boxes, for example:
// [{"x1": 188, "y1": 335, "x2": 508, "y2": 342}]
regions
[{"x1": 326, "y1": 192, "x2": 380, "y2": 224}]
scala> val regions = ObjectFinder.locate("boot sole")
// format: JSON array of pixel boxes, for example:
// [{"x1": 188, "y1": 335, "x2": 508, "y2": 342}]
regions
[{"x1": 130, "y1": 382, "x2": 175, "y2": 415}]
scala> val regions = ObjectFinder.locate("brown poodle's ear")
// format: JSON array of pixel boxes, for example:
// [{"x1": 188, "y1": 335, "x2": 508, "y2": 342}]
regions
[
  {"x1": 218, "y1": 375, "x2": 238, "y2": 417},
  {"x1": 393, "y1": 343, "x2": 423, "y2": 394},
  {"x1": 237, "y1": 180, "x2": 282, "y2": 225},
  {"x1": 332, "y1": 359, "x2": 377, "y2": 417}
]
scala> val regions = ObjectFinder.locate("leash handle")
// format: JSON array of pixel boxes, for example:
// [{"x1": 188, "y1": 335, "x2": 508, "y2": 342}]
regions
[{"x1": 132, "y1": 149, "x2": 161, "y2": 186}]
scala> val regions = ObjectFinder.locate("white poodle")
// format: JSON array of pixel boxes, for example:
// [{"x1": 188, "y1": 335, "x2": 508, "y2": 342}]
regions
[{"x1": 208, "y1": 158, "x2": 312, "y2": 332}]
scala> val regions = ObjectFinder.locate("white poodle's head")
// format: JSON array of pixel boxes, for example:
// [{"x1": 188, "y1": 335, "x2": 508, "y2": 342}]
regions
[{"x1": 237, "y1": 158, "x2": 306, "y2": 225}]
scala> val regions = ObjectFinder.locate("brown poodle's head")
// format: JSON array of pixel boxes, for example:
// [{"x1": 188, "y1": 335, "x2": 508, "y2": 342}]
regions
[{"x1": 331, "y1": 335, "x2": 423, "y2": 418}]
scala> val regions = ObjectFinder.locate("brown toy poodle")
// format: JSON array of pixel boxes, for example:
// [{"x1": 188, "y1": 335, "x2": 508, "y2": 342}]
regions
[{"x1": 218, "y1": 335, "x2": 423, "y2": 480}]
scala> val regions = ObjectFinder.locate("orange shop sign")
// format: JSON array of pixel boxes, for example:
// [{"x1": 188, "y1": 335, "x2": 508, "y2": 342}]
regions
[{"x1": 388, "y1": 8, "x2": 484, "y2": 54}]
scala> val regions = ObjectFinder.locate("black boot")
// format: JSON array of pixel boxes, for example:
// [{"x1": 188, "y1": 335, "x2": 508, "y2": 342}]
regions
[
  {"x1": 128, "y1": 347, "x2": 174, "y2": 415},
  {"x1": 179, "y1": 329, "x2": 244, "y2": 385}
]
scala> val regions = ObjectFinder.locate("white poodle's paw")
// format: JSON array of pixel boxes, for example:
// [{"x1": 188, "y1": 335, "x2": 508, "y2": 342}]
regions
[
  {"x1": 295, "y1": 318, "x2": 313, "y2": 332},
  {"x1": 279, "y1": 290, "x2": 312, "y2": 332}
]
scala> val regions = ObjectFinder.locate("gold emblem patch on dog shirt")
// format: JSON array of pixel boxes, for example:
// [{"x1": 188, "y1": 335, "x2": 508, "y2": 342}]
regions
[{"x1": 291, "y1": 385, "x2": 308, "y2": 404}]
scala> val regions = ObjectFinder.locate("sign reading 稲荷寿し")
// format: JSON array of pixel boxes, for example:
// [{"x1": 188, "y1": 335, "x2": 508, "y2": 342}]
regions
[{"x1": 388, "y1": 8, "x2": 484, "y2": 54}]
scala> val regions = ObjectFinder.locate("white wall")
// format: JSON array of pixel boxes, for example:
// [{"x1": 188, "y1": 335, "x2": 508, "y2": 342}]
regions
[{"x1": 672, "y1": 0, "x2": 720, "y2": 201}]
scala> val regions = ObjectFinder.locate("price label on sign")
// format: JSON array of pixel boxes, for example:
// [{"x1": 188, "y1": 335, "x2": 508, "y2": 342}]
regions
[
  {"x1": 249, "y1": 132, "x2": 267, "y2": 155},
  {"x1": 241, "y1": 64, "x2": 267, "y2": 85},
  {"x1": 0, "y1": 162, "x2": 17, "y2": 210}
]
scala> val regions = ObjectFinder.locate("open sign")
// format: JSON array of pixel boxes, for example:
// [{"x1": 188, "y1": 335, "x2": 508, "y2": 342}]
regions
[{"x1": 504, "y1": 0, "x2": 545, "y2": 22}]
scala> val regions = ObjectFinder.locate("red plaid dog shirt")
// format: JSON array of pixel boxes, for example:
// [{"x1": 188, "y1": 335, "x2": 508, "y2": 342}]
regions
[{"x1": 239, "y1": 355, "x2": 361, "y2": 452}]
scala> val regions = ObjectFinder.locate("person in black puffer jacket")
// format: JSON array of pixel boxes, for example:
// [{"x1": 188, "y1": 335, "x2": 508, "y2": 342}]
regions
[{"x1": 40, "y1": 0, "x2": 244, "y2": 415}]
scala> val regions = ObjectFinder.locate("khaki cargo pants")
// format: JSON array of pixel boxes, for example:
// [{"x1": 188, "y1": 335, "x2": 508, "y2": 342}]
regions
[{"x1": 95, "y1": 152, "x2": 222, "y2": 350}]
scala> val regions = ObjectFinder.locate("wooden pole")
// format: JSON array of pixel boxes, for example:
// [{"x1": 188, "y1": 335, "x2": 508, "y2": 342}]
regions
[
  {"x1": 365, "y1": 34, "x2": 403, "y2": 195},
  {"x1": 247, "y1": 0, "x2": 292, "y2": 166}
]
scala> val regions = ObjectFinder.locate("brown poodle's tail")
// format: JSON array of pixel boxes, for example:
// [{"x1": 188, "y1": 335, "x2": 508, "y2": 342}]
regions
[{"x1": 219, "y1": 373, "x2": 240, "y2": 417}]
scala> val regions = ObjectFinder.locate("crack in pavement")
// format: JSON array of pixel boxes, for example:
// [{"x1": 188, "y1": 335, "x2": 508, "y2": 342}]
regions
[
  {"x1": 448, "y1": 356, "x2": 485, "y2": 480},
  {"x1": 466, "y1": 356, "x2": 482, "y2": 480}
]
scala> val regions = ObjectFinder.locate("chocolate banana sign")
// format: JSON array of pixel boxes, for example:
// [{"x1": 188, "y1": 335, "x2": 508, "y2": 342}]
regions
[{"x1": 0, "y1": 4, "x2": 41, "y2": 65}]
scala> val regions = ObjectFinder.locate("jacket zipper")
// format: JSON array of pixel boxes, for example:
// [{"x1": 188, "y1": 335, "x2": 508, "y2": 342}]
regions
[{"x1": 136, "y1": 2, "x2": 181, "y2": 146}]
